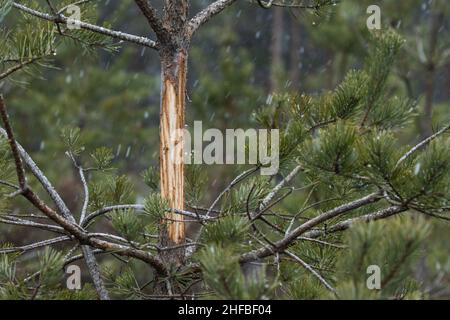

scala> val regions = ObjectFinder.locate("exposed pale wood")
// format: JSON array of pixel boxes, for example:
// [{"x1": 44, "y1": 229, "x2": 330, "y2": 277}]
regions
[{"x1": 160, "y1": 51, "x2": 187, "y2": 247}]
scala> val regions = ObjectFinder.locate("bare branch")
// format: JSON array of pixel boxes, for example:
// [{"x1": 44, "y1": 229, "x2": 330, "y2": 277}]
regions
[
  {"x1": 78, "y1": 246, "x2": 108, "y2": 299},
  {"x1": 0, "y1": 209, "x2": 167, "y2": 276},
  {"x1": 285, "y1": 250, "x2": 337, "y2": 294},
  {"x1": 134, "y1": 0, "x2": 169, "y2": 42},
  {"x1": 0, "y1": 216, "x2": 66, "y2": 234},
  {"x1": 0, "y1": 99, "x2": 110, "y2": 299},
  {"x1": 83, "y1": 204, "x2": 215, "y2": 227},
  {"x1": 57, "y1": 0, "x2": 94, "y2": 14},
  {"x1": 0, "y1": 236, "x2": 71, "y2": 254},
  {"x1": 395, "y1": 122, "x2": 450, "y2": 169},
  {"x1": 298, "y1": 236, "x2": 347, "y2": 249},
  {"x1": 0, "y1": 96, "x2": 27, "y2": 190},
  {"x1": 186, "y1": 166, "x2": 259, "y2": 257},
  {"x1": 303, "y1": 206, "x2": 408, "y2": 239},
  {"x1": 240, "y1": 192, "x2": 382, "y2": 263},
  {"x1": 0, "y1": 180, "x2": 19, "y2": 190},
  {"x1": 12, "y1": 2, "x2": 158, "y2": 49},
  {"x1": 66, "y1": 151, "x2": 89, "y2": 225},
  {"x1": 63, "y1": 249, "x2": 105, "y2": 266},
  {"x1": 79, "y1": 167, "x2": 89, "y2": 224},
  {"x1": 258, "y1": 165, "x2": 303, "y2": 213},
  {"x1": 258, "y1": 0, "x2": 338, "y2": 9},
  {"x1": 188, "y1": 0, "x2": 238, "y2": 37},
  {"x1": 0, "y1": 57, "x2": 44, "y2": 80},
  {"x1": 206, "y1": 166, "x2": 260, "y2": 219},
  {"x1": 1, "y1": 213, "x2": 50, "y2": 220},
  {"x1": 1, "y1": 115, "x2": 167, "y2": 291}
]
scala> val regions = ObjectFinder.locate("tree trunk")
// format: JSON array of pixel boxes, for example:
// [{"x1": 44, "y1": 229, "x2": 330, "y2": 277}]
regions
[{"x1": 159, "y1": 48, "x2": 188, "y2": 264}]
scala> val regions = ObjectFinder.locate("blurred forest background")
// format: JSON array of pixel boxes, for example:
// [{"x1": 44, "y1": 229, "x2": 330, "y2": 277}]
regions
[{"x1": 0, "y1": 0, "x2": 449, "y2": 299}]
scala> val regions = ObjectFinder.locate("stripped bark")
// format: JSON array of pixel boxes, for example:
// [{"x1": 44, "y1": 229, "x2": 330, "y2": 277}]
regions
[{"x1": 159, "y1": 50, "x2": 187, "y2": 251}]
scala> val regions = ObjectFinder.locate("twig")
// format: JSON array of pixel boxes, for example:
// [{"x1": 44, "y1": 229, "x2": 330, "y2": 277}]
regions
[
  {"x1": 0, "y1": 57, "x2": 44, "y2": 80},
  {"x1": 0, "y1": 236, "x2": 71, "y2": 254},
  {"x1": 0, "y1": 216, "x2": 66, "y2": 234},
  {"x1": 395, "y1": 122, "x2": 450, "y2": 169},
  {"x1": 0, "y1": 96, "x2": 27, "y2": 190},
  {"x1": 302, "y1": 206, "x2": 408, "y2": 239},
  {"x1": 66, "y1": 153, "x2": 89, "y2": 224},
  {"x1": 298, "y1": 236, "x2": 347, "y2": 249},
  {"x1": 285, "y1": 250, "x2": 337, "y2": 295},
  {"x1": 206, "y1": 166, "x2": 260, "y2": 219},
  {"x1": 29, "y1": 283, "x2": 41, "y2": 300},
  {"x1": 83, "y1": 204, "x2": 214, "y2": 227},
  {"x1": 258, "y1": 165, "x2": 303, "y2": 213},
  {"x1": 0, "y1": 180, "x2": 19, "y2": 190}
]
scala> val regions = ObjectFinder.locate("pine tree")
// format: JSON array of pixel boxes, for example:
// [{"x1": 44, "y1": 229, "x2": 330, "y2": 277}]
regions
[{"x1": 0, "y1": 1, "x2": 449, "y2": 300}]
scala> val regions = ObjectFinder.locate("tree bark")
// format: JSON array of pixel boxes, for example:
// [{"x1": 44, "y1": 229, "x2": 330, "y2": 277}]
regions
[{"x1": 152, "y1": 0, "x2": 190, "y2": 266}]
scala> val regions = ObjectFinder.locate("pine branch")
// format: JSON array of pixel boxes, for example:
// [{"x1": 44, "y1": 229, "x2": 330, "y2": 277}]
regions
[
  {"x1": 0, "y1": 156, "x2": 109, "y2": 300},
  {"x1": 0, "y1": 200, "x2": 168, "y2": 276},
  {"x1": 1, "y1": 98, "x2": 153, "y2": 299},
  {"x1": 380, "y1": 239, "x2": 415, "y2": 288},
  {"x1": 186, "y1": 166, "x2": 260, "y2": 258},
  {"x1": 0, "y1": 56, "x2": 43, "y2": 80},
  {"x1": 240, "y1": 192, "x2": 382, "y2": 263},
  {"x1": 0, "y1": 98, "x2": 109, "y2": 299},
  {"x1": 12, "y1": 2, "x2": 158, "y2": 49},
  {"x1": 284, "y1": 250, "x2": 337, "y2": 295}
]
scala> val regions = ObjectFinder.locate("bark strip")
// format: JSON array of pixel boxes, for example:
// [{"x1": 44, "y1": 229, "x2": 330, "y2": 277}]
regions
[{"x1": 160, "y1": 51, "x2": 187, "y2": 249}]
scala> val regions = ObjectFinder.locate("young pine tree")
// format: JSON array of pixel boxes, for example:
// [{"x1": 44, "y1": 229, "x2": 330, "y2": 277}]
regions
[{"x1": 0, "y1": 2, "x2": 448, "y2": 300}]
